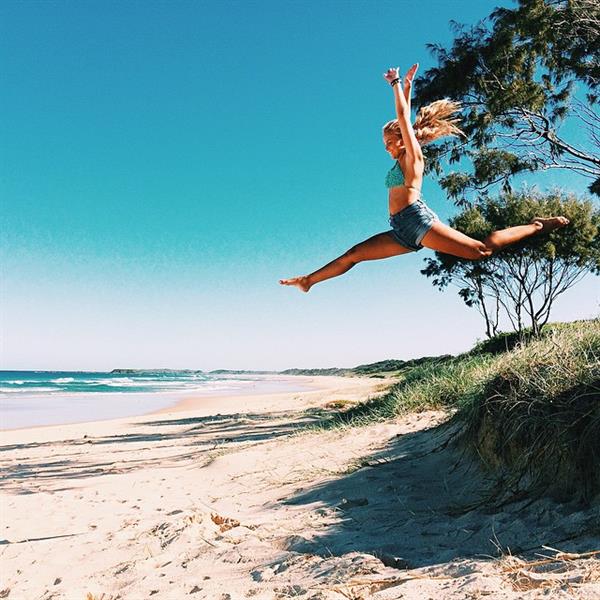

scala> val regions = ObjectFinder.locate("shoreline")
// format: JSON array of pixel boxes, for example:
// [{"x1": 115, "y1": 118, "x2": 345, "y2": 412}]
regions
[
  {"x1": 154, "y1": 373, "x2": 334, "y2": 414},
  {"x1": 0, "y1": 374, "x2": 389, "y2": 443},
  {"x1": 152, "y1": 373, "x2": 376, "y2": 414},
  {"x1": 0, "y1": 374, "x2": 337, "y2": 434}
]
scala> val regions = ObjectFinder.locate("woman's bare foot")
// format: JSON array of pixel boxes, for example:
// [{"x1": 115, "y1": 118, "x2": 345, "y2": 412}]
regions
[
  {"x1": 279, "y1": 276, "x2": 312, "y2": 292},
  {"x1": 531, "y1": 216, "x2": 570, "y2": 232}
]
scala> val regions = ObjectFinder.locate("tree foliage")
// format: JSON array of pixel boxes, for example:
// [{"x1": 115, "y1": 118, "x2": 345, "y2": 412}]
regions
[
  {"x1": 414, "y1": 0, "x2": 600, "y2": 203},
  {"x1": 421, "y1": 190, "x2": 600, "y2": 337}
]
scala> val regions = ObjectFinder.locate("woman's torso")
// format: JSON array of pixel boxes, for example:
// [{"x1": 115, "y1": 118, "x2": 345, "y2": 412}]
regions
[{"x1": 386, "y1": 160, "x2": 423, "y2": 215}]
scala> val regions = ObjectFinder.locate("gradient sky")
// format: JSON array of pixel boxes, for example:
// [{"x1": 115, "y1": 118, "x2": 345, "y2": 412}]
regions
[{"x1": 1, "y1": 0, "x2": 598, "y2": 371}]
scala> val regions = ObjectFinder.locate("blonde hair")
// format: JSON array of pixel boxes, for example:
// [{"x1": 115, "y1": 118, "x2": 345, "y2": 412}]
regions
[{"x1": 383, "y1": 99, "x2": 464, "y2": 145}]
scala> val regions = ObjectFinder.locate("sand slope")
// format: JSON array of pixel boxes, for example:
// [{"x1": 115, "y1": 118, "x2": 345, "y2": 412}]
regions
[{"x1": 1, "y1": 376, "x2": 598, "y2": 599}]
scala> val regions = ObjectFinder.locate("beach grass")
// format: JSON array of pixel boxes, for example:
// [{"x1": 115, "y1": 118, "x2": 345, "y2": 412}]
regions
[
  {"x1": 459, "y1": 319, "x2": 600, "y2": 502},
  {"x1": 309, "y1": 319, "x2": 600, "y2": 501}
]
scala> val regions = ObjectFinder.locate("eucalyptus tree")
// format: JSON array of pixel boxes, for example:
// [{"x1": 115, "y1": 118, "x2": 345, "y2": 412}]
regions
[
  {"x1": 421, "y1": 190, "x2": 600, "y2": 337},
  {"x1": 414, "y1": 0, "x2": 600, "y2": 204}
]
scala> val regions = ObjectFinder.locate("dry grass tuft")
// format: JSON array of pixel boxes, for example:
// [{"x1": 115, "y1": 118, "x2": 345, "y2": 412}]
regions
[
  {"x1": 326, "y1": 573, "x2": 453, "y2": 598},
  {"x1": 210, "y1": 512, "x2": 241, "y2": 532},
  {"x1": 329, "y1": 587, "x2": 367, "y2": 600},
  {"x1": 499, "y1": 546, "x2": 600, "y2": 592},
  {"x1": 323, "y1": 399, "x2": 356, "y2": 411}
]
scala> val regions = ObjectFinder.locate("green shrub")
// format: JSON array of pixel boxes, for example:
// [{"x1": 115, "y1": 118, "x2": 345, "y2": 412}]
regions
[
  {"x1": 459, "y1": 319, "x2": 600, "y2": 501},
  {"x1": 314, "y1": 319, "x2": 600, "y2": 502}
]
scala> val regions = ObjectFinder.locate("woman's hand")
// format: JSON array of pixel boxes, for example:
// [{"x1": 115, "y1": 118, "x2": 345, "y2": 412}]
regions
[
  {"x1": 383, "y1": 64, "x2": 418, "y2": 91},
  {"x1": 383, "y1": 67, "x2": 400, "y2": 84},
  {"x1": 403, "y1": 63, "x2": 418, "y2": 95}
]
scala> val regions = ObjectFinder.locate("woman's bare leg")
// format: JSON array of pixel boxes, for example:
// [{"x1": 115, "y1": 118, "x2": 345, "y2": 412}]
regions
[
  {"x1": 420, "y1": 216, "x2": 569, "y2": 259},
  {"x1": 280, "y1": 232, "x2": 411, "y2": 292}
]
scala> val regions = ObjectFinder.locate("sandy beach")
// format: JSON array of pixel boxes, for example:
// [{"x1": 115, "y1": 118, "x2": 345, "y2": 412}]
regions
[{"x1": 1, "y1": 374, "x2": 598, "y2": 599}]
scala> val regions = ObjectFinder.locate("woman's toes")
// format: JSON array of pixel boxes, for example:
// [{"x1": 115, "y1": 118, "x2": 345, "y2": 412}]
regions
[
  {"x1": 531, "y1": 216, "x2": 569, "y2": 232},
  {"x1": 279, "y1": 276, "x2": 310, "y2": 292}
]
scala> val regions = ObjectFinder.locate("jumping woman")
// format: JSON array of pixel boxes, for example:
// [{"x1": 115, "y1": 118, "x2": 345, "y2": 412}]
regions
[{"x1": 279, "y1": 64, "x2": 569, "y2": 293}]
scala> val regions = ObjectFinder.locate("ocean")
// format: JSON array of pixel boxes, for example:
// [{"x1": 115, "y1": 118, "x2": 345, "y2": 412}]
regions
[{"x1": 0, "y1": 370, "x2": 309, "y2": 430}]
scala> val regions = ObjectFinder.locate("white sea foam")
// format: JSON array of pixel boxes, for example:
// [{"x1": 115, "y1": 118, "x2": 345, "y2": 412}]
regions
[
  {"x1": 0, "y1": 386, "x2": 57, "y2": 394},
  {"x1": 52, "y1": 377, "x2": 75, "y2": 384},
  {"x1": 0, "y1": 376, "x2": 311, "y2": 429},
  {"x1": 106, "y1": 380, "x2": 165, "y2": 387},
  {"x1": 77, "y1": 377, "x2": 140, "y2": 387},
  {"x1": 104, "y1": 380, "x2": 207, "y2": 389}
]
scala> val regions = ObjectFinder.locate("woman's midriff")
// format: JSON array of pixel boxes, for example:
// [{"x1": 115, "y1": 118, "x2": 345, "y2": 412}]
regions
[{"x1": 388, "y1": 185, "x2": 421, "y2": 216}]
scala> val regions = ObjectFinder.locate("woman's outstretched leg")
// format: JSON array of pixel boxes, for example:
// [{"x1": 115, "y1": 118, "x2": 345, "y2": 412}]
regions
[
  {"x1": 420, "y1": 216, "x2": 569, "y2": 259},
  {"x1": 280, "y1": 232, "x2": 410, "y2": 292}
]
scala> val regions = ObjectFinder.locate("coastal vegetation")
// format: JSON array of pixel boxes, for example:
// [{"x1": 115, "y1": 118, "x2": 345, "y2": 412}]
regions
[
  {"x1": 413, "y1": 0, "x2": 600, "y2": 201},
  {"x1": 281, "y1": 355, "x2": 451, "y2": 377},
  {"x1": 422, "y1": 190, "x2": 600, "y2": 337},
  {"x1": 409, "y1": 0, "x2": 600, "y2": 337},
  {"x1": 311, "y1": 319, "x2": 600, "y2": 502}
]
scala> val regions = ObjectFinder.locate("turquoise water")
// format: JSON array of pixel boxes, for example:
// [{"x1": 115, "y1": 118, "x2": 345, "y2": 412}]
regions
[
  {"x1": 0, "y1": 371, "x2": 308, "y2": 429},
  {"x1": 1, "y1": 370, "x2": 216, "y2": 396}
]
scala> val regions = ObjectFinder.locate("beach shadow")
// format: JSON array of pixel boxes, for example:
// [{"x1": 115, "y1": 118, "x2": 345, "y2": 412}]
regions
[
  {"x1": 0, "y1": 411, "x2": 314, "y2": 453},
  {"x1": 281, "y1": 420, "x2": 600, "y2": 568},
  {"x1": 0, "y1": 410, "x2": 325, "y2": 493}
]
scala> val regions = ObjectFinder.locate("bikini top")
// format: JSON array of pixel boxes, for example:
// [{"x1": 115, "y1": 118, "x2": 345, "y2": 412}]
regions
[
  {"x1": 385, "y1": 162, "x2": 405, "y2": 188},
  {"x1": 385, "y1": 161, "x2": 420, "y2": 192}
]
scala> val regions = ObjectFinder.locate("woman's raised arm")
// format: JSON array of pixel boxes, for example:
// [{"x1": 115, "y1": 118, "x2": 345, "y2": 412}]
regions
[
  {"x1": 403, "y1": 63, "x2": 418, "y2": 115},
  {"x1": 383, "y1": 65, "x2": 423, "y2": 163}
]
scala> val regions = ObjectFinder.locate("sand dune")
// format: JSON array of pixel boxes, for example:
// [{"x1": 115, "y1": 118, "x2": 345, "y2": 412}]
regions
[{"x1": 1, "y1": 375, "x2": 598, "y2": 599}]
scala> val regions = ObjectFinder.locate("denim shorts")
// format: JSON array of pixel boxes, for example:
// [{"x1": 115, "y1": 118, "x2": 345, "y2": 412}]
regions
[{"x1": 388, "y1": 199, "x2": 438, "y2": 252}]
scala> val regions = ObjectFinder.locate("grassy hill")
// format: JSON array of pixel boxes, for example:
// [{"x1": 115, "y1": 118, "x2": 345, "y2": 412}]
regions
[{"x1": 315, "y1": 319, "x2": 600, "y2": 502}]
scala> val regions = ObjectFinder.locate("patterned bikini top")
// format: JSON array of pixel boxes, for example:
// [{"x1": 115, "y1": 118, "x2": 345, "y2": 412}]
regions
[
  {"x1": 384, "y1": 162, "x2": 404, "y2": 188},
  {"x1": 385, "y1": 161, "x2": 421, "y2": 192}
]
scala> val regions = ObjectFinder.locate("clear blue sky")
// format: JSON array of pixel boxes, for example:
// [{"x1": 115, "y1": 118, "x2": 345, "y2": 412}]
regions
[{"x1": 1, "y1": 0, "x2": 598, "y2": 371}]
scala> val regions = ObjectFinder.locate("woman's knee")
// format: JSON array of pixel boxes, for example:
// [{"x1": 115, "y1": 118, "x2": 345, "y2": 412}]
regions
[
  {"x1": 483, "y1": 232, "x2": 504, "y2": 253},
  {"x1": 464, "y1": 241, "x2": 492, "y2": 260},
  {"x1": 343, "y1": 246, "x2": 361, "y2": 265}
]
